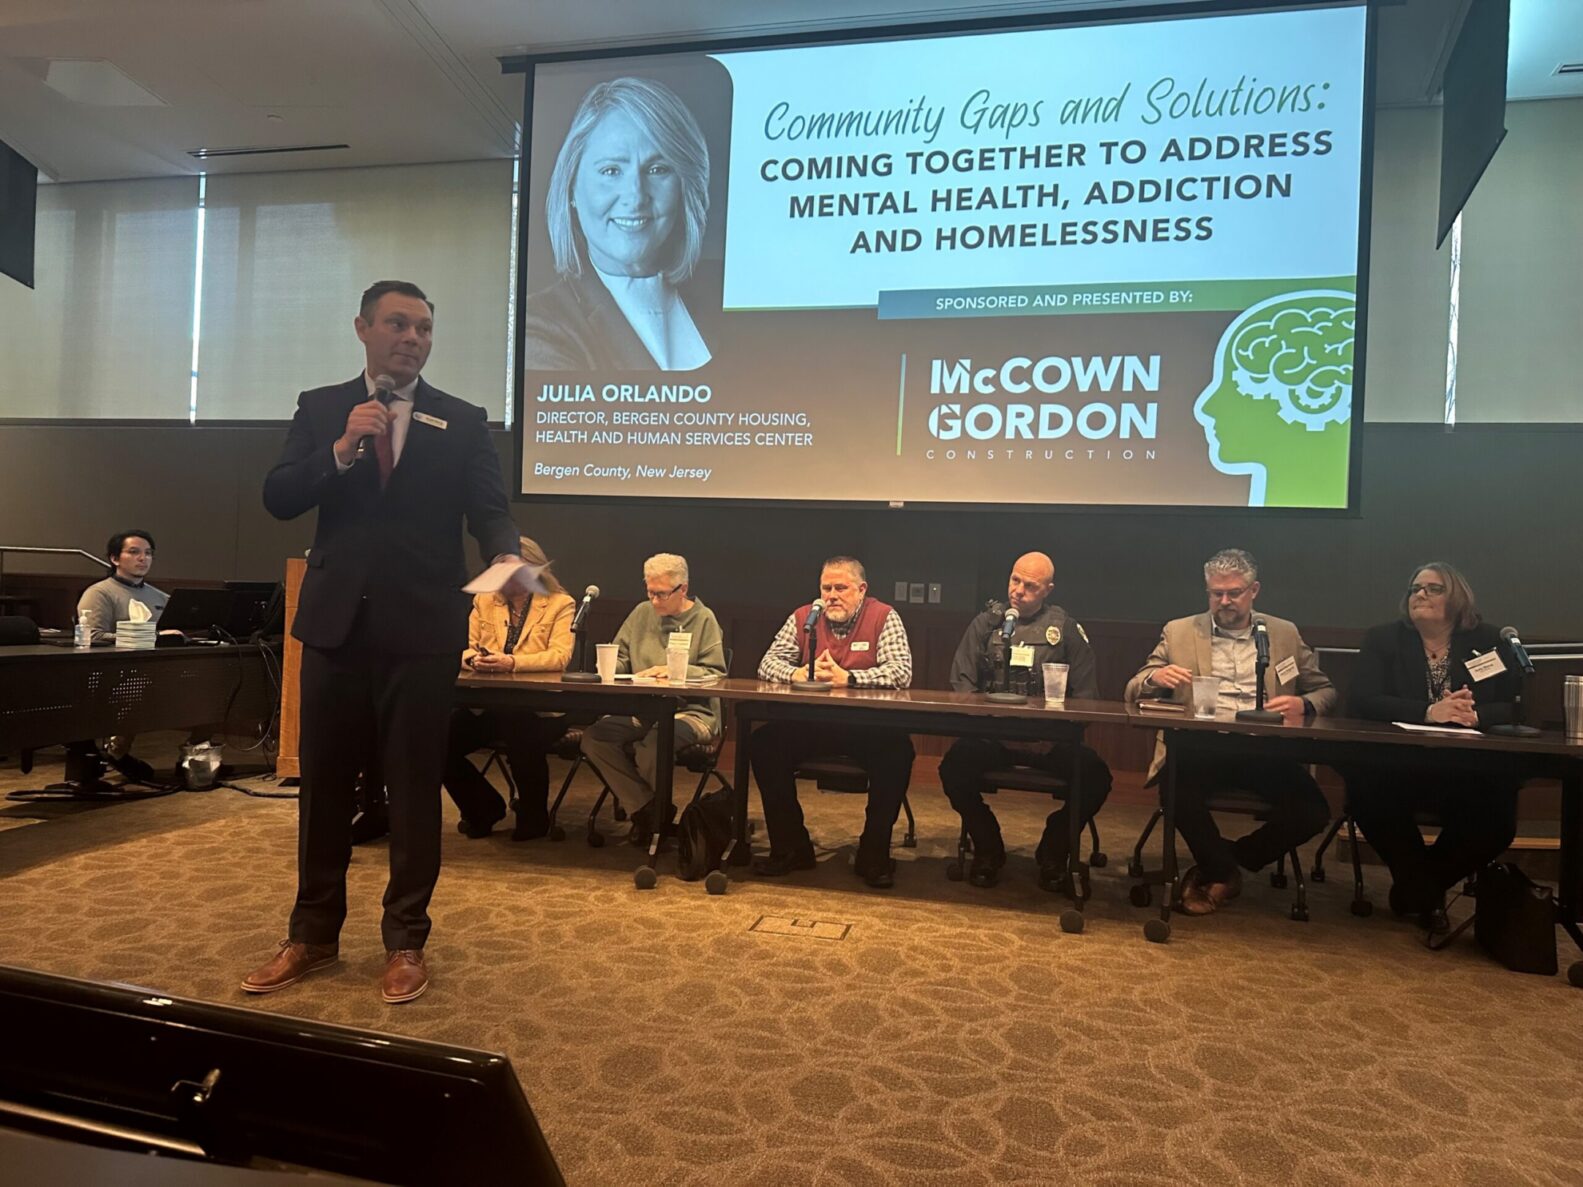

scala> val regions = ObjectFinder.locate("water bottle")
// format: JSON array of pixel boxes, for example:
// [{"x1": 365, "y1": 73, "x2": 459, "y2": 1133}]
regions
[{"x1": 73, "y1": 616, "x2": 91, "y2": 648}]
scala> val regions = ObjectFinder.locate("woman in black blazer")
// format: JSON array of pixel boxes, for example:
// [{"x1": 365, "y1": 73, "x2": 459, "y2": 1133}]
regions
[{"x1": 1345, "y1": 562, "x2": 1521, "y2": 925}]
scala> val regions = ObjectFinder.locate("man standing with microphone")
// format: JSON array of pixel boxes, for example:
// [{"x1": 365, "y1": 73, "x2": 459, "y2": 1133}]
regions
[{"x1": 243, "y1": 281, "x2": 529, "y2": 1003}]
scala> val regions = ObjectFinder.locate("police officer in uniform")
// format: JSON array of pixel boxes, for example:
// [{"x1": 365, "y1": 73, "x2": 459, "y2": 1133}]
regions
[{"x1": 939, "y1": 552, "x2": 1113, "y2": 888}]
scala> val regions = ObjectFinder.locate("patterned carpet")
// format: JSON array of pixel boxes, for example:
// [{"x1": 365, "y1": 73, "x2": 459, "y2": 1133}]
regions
[{"x1": 2, "y1": 738, "x2": 1581, "y2": 1185}]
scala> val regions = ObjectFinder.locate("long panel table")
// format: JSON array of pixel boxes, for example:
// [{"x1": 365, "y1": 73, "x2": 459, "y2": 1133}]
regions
[
  {"x1": 453, "y1": 670, "x2": 691, "y2": 887},
  {"x1": 1146, "y1": 710, "x2": 1583, "y2": 962},
  {"x1": 0, "y1": 643, "x2": 275, "y2": 756},
  {"x1": 721, "y1": 683, "x2": 1133, "y2": 929},
  {"x1": 456, "y1": 673, "x2": 1583, "y2": 980}
]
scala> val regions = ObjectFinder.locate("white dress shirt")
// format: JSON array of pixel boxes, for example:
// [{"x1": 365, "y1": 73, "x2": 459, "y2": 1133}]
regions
[
  {"x1": 1210, "y1": 622, "x2": 1259, "y2": 716},
  {"x1": 334, "y1": 371, "x2": 420, "y2": 473},
  {"x1": 593, "y1": 266, "x2": 710, "y2": 371}
]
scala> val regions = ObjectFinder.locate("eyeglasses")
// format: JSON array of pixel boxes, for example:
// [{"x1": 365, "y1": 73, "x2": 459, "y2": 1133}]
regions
[
  {"x1": 1407, "y1": 583, "x2": 1447, "y2": 597},
  {"x1": 1206, "y1": 587, "x2": 1250, "y2": 602},
  {"x1": 645, "y1": 584, "x2": 683, "y2": 601}
]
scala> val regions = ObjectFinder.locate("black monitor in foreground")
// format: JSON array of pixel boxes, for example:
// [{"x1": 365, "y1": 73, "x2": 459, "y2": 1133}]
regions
[{"x1": 0, "y1": 965, "x2": 564, "y2": 1186}]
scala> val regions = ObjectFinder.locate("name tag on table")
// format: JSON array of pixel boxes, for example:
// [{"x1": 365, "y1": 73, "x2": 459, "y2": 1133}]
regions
[
  {"x1": 1275, "y1": 656, "x2": 1299, "y2": 684},
  {"x1": 1465, "y1": 649, "x2": 1507, "y2": 682},
  {"x1": 1010, "y1": 644, "x2": 1035, "y2": 668},
  {"x1": 667, "y1": 631, "x2": 692, "y2": 653},
  {"x1": 413, "y1": 411, "x2": 448, "y2": 430},
  {"x1": 849, "y1": 640, "x2": 870, "y2": 652}
]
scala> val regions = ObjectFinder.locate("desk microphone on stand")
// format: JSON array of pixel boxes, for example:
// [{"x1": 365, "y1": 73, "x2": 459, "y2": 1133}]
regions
[
  {"x1": 562, "y1": 585, "x2": 602, "y2": 682},
  {"x1": 1235, "y1": 617, "x2": 1282, "y2": 723},
  {"x1": 986, "y1": 606, "x2": 1028, "y2": 704},
  {"x1": 1488, "y1": 625, "x2": 1540, "y2": 737},
  {"x1": 792, "y1": 599, "x2": 834, "y2": 692}
]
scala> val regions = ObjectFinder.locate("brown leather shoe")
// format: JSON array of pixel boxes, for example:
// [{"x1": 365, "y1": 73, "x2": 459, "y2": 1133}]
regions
[
  {"x1": 1205, "y1": 868, "x2": 1244, "y2": 909},
  {"x1": 381, "y1": 949, "x2": 429, "y2": 1004},
  {"x1": 241, "y1": 939, "x2": 338, "y2": 994},
  {"x1": 1177, "y1": 866, "x2": 1217, "y2": 915}
]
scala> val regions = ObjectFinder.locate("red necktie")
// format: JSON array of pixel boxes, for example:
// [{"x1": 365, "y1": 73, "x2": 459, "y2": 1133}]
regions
[{"x1": 374, "y1": 422, "x2": 395, "y2": 489}]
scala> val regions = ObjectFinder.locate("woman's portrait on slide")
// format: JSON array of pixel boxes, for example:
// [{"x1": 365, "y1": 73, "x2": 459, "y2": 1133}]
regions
[{"x1": 522, "y1": 76, "x2": 718, "y2": 373}]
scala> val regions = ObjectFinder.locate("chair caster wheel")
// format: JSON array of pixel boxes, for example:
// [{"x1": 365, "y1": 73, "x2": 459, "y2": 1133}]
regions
[
  {"x1": 634, "y1": 865, "x2": 657, "y2": 890},
  {"x1": 1143, "y1": 918, "x2": 1171, "y2": 944},
  {"x1": 1089, "y1": 852, "x2": 1108, "y2": 869},
  {"x1": 1129, "y1": 884, "x2": 1152, "y2": 908},
  {"x1": 1351, "y1": 899, "x2": 1373, "y2": 917},
  {"x1": 704, "y1": 870, "x2": 728, "y2": 896},
  {"x1": 1126, "y1": 859, "x2": 1143, "y2": 878},
  {"x1": 586, "y1": 830, "x2": 605, "y2": 848},
  {"x1": 1059, "y1": 909, "x2": 1085, "y2": 934},
  {"x1": 548, "y1": 825, "x2": 565, "y2": 842},
  {"x1": 1271, "y1": 873, "x2": 1289, "y2": 889},
  {"x1": 1311, "y1": 868, "x2": 1327, "y2": 883},
  {"x1": 902, "y1": 837, "x2": 917, "y2": 849},
  {"x1": 1290, "y1": 905, "x2": 1310, "y2": 922},
  {"x1": 1568, "y1": 960, "x2": 1583, "y2": 989},
  {"x1": 945, "y1": 862, "x2": 964, "y2": 882}
]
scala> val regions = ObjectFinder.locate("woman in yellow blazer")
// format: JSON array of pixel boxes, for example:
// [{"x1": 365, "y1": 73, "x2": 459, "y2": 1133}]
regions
[{"x1": 444, "y1": 536, "x2": 575, "y2": 838}]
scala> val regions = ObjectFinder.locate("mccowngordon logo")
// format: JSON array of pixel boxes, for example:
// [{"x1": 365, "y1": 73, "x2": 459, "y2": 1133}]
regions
[{"x1": 927, "y1": 355, "x2": 1160, "y2": 441}]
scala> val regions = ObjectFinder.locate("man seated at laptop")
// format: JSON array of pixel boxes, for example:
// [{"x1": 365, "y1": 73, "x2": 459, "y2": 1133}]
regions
[
  {"x1": 77, "y1": 530, "x2": 167, "y2": 643},
  {"x1": 70, "y1": 530, "x2": 177, "y2": 782}
]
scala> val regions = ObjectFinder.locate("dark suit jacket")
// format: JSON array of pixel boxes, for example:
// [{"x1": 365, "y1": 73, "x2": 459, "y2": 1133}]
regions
[
  {"x1": 263, "y1": 376, "x2": 519, "y2": 656},
  {"x1": 1348, "y1": 619, "x2": 1518, "y2": 727},
  {"x1": 520, "y1": 263, "x2": 720, "y2": 372}
]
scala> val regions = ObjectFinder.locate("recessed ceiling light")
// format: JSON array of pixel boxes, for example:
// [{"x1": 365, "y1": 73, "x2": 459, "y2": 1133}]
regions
[{"x1": 44, "y1": 60, "x2": 165, "y2": 106}]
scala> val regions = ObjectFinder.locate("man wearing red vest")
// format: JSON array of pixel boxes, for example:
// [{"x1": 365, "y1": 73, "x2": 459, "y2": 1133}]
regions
[{"x1": 750, "y1": 557, "x2": 915, "y2": 888}]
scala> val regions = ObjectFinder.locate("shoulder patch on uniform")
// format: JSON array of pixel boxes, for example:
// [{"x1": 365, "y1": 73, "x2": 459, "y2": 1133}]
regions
[
  {"x1": 1074, "y1": 622, "x2": 1089, "y2": 643},
  {"x1": 1045, "y1": 625, "x2": 1062, "y2": 646}
]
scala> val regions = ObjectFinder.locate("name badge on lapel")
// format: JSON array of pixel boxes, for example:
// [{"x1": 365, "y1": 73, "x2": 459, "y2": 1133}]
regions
[
  {"x1": 849, "y1": 640, "x2": 870, "y2": 652},
  {"x1": 1274, "y1": 656, "x2": 1299, "y2": 684},
  {"x1": 1465, "y1": 649, "x2": 1506, "y2": 682},
  {"x1": 413, "y1": 411, "x2": 448, "y2": 430}
]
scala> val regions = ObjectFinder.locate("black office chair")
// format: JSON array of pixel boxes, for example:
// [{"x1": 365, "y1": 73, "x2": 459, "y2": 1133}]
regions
[
  {"x1": 793, "y1": 759, "x2": 918, "y2": 849},
  {"x1": 944, "y1": 764, "x2": 1105, "y2": 884},
  {"x1": 547, "y1": 648, "x2": 734, "y2": 847},
  {"x1": 1310, "y1": 806, "x2": 1476, "y2": 919},
  {"x1": 1126, "y1": 789, "x2": 1312, "y2": 921},
  {"x1": 481, "y1": 724, "x2": 586, "y2": 842}
]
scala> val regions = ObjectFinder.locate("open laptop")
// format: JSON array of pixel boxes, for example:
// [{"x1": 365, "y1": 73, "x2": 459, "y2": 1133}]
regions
[{"x1": 155, "y1": 588, "x2": 238, "y2": 642}]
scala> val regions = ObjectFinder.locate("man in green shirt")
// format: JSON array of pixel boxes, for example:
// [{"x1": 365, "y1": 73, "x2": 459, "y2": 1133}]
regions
[{"x1": 580, "y1": 553, "x2": 727, "y2": 841}]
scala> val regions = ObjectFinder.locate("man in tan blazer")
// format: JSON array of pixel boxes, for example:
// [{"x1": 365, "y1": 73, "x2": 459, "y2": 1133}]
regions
[{"x1": 1126, "y1": 549, "x2": 1335, "y2": 914}]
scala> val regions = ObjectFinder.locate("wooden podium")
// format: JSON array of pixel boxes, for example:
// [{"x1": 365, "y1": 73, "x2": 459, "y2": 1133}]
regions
[{"x1": 276, "y1": 557, "x2": 306, "y2": 779}]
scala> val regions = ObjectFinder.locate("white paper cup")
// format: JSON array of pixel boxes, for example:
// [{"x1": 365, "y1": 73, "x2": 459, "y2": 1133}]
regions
[
  {"x1": 1192, "y1": 676, "x2": 1220, "y2": 718},
  {"x1": 1042, "y1": 662, "x2": 1069, "y2": 701},
  {"x1": 666, "y1": 647, "x2": 689, "y2": 684},
  {"x1": 595, "y1": 643, "x2": 618, "y2": 683}
]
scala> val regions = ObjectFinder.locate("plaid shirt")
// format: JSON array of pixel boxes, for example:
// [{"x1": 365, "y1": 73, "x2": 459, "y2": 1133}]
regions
[{"x1": 757, "y1": 601, "x2": 913, "y2": 688}]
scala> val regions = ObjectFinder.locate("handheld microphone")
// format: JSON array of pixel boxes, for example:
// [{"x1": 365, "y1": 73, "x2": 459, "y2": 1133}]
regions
[
  {"x1": 356, "y1": 373, "x2": 397, "y2": 460},
  {"x1": 1252, "y1": 617, "x2": 1271, "y2": 665},
  {"x1": 1000, "y1": 605, "x2": 1020, "y2": 641},
  {"x1": 570, "y1": 584, "x2": 600, "y2": 632},
  {"x1": 1500, "y1": 626, "x2": 1535, "y2": 676}
]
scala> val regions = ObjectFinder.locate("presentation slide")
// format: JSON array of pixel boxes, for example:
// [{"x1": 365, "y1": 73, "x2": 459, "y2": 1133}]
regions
[{"x1": 516, "y1": 2, "x2": 1369, "y2": 509}]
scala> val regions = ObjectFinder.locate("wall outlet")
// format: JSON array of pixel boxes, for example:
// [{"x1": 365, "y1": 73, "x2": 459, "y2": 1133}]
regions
[
  {"x1": 927, "y1": 583, "x2": 942, "y2": 604},
  {"x1": 893, "y1": 580, "x2": 909, "y2": 602},
  {"x1": 908, "y1": 582, "x2": 926, "y2": 603}
]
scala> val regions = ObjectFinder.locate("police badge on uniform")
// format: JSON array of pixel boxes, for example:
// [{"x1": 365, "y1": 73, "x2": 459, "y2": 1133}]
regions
[{"x1": 1045, "y1": 625, "x2": 1061, "y2": 646}]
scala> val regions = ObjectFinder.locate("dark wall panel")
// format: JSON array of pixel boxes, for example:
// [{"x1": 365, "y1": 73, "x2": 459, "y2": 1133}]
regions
[{"x1": 2, "y1": 423, "x2": 1579, "y2": 641}]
